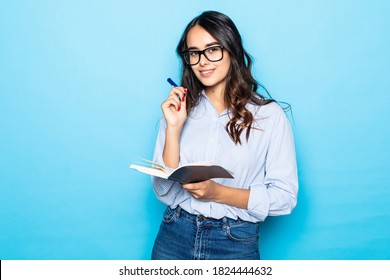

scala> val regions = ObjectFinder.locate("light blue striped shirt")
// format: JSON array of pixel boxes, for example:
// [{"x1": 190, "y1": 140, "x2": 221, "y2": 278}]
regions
[{"x1": 152, "y1": 91, "x2": 298, "y2": 222}]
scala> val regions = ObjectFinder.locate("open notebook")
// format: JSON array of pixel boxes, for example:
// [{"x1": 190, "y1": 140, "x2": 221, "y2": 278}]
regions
[{"x1": 130, "y1": 159, "x2": 234, "y2": 183}]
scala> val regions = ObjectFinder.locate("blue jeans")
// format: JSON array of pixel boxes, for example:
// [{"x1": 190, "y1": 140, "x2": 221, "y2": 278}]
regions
[{"x1": 151, "y1": 206, "x2": 260, "y2": 260}]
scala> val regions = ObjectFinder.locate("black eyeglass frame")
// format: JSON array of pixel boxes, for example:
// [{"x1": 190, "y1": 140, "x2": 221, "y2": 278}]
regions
[{"x1": 181, "y1": 45, "x2": 225, "y2": 66}]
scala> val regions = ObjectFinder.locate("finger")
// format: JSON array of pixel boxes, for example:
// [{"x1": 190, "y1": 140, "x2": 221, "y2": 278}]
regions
[
  {"x1": 169, "y1": 87, "x2": 187, "y2": 102},
  {"x1": 161, "y1": 97, "x2": 181, "y2": 111},
  {"x1": 162, "y1": 91, "x2": 181, "y2": 111},
  {"x1": 181, "y1": 183, "x2": 198, "y2": 191},
  {"x1": 167, "y1": 96, "x2": 182, "y2": 111},
  {"x1": 162, "y1": 96, "x2": 180, "y2": 107}
]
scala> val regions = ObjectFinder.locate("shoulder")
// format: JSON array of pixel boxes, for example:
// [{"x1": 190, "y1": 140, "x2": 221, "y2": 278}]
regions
[
  {"x1": 247, "y1": 101, "x2": 292, "y2": 132},
  {"x1": 247, "y1": 100, "x2": 285, "y2": 119}
]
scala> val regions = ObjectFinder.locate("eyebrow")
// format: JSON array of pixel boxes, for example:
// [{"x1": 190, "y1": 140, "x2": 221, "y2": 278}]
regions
[{"x1": 187, "y1": 41, "x2": 221, "y2": 50}]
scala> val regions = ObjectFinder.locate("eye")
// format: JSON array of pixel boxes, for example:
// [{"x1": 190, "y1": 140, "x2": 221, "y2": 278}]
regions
[
  {"x1": 189, "y1": 51, "x2": 199, "y2": 57},
  {"x1": 207, "y1": 46, "x2": 220, "y2": 53}
]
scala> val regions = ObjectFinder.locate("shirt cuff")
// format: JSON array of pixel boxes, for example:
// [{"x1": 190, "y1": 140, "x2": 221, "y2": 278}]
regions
[
  {"x1": 152, "y1": 176, "x2": 176, "y2": 196},
  {"x1": 247, "y1": 184, "x2": 271, "y2": 222}
]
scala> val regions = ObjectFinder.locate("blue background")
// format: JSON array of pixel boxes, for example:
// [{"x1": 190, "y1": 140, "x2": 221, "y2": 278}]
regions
[{"x1": 1, "y1": 0, "x2": 389, "y2": 260}]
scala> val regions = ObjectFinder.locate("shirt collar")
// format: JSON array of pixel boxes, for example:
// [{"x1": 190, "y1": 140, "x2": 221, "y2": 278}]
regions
[{"x1": 200, "y1": 90, "x2": 230, "y2": 117}]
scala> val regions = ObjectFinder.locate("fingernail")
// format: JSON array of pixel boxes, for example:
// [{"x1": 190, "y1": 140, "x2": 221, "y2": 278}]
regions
[
  {"x1": 181, "y1": 94, "x2": 185, "y2": 101},
  {"x1": 178, "y1": 105, "x2": 181, "y2": 111},
  {"x1": 183, "y1": 89, "x2": 188, "y2": 94}
]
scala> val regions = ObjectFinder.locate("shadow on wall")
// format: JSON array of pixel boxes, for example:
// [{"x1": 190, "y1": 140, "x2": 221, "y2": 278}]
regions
[
  {"x1": 260, "y1": 182, "x2": 309, "y2": 260},
  {"x1": 143, "y1": 187, "x2": 166, "y2": 259},
  {"x1": 260, "y1": 143, "x2": 310, "y2": 260}
]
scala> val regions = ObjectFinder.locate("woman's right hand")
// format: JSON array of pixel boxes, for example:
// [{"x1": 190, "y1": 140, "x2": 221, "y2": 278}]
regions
[
  {"x1": 161, "y1": 87, "x2": 188, "y2": 129},
  {"x1": 161, "y1": 87, "x2": 187, "y2": 168}
]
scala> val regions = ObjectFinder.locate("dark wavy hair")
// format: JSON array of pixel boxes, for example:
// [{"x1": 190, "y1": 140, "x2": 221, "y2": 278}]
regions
[{"x1": 177, "y1": 11, "x2": 274, "y2": 145}]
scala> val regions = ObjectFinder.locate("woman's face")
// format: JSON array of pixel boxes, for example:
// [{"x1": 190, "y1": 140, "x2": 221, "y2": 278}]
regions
[{"x1": 186, "y1": 25, "x2": 231, "y2": 93}]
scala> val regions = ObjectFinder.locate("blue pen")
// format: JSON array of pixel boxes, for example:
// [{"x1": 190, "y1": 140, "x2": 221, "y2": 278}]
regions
[
  {"x1": 167, "y1": 78, "x2": 178, "y2": 87},
  {"x1": 167, "y1": 78, "x2": 184, "y2": 101}
]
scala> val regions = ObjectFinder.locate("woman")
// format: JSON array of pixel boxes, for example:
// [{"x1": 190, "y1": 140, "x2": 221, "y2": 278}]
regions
[{"x1": 151, "y1": 11, "x2": 298, "y2": 260}]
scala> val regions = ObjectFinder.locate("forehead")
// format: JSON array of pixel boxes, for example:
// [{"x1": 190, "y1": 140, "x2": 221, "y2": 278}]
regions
[{"x1": 186, "y1": 25, "x2": 219, "y2": 49}]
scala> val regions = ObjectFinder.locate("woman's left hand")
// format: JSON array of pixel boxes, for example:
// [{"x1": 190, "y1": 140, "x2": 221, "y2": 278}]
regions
[
  {"x1": 181, "y1": 180, "x2": 218, "y2": 201},
  {"x1": 182, "y1": 180, "x2": 250, "y2": 209}
]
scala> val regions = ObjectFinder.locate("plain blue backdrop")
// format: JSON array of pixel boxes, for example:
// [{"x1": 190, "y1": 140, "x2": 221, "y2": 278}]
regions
[{"x1": 1, "y1": 0, "x2": 389, "y2": 260}]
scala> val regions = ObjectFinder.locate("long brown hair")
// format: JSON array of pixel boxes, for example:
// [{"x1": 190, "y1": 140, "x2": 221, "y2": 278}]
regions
[{"x1": 177, "y1": 11, "x2": 274, "y2": 145}]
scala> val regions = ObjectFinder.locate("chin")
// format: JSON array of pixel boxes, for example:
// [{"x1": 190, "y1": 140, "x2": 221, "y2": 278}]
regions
[
  {"x1": 200, "y1": 81, "x2": 215, "y2": 87},
  {"x1": 197, "y1": 77, "x2": 220, "y2": 88}
]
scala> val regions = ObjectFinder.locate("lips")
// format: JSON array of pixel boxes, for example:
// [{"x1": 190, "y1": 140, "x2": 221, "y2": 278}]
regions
[{"x1": 199, "y1": 69, "x2": 214, "y2": 77}]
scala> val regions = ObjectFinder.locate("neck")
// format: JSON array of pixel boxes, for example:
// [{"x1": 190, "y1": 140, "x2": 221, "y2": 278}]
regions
[
  {"x1": 205, "y1": 81, "x2": 225, "y2": 100},
  {"x1": 206, "y1": 88, "x2": 222, "y2": 99},
  {"x1": 206, "y1": 86, "x2": 226, "y2": 115}
]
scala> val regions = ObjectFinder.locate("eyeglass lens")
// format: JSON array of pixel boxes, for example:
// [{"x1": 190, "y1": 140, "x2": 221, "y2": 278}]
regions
[{"x1": 183, "y1": 46, "x2": 223, "y2": 65}]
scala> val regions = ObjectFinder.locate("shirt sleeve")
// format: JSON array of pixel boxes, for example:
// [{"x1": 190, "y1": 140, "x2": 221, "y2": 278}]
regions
[
  {"x1": 151, "y1": 117, "x2": 187, "y2": 206},
  {"x1": 247, "y1": 109, "x2": 298, "y2": 221}
]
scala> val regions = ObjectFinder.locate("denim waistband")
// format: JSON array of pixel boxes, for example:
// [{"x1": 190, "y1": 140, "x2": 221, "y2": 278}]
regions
[{"x1": 172, "y1": 206, "x2": 255, "y2": 226}]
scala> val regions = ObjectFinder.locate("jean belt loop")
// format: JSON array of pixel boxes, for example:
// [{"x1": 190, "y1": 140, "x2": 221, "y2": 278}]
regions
[
  {"x1": 175, "y1": 205, "x2": 182, "y2": 218},
  {"x1": 222, "y1": 217, "x2": 228, "y2": 225},
  {"x1": 221, "y1": 217, "x2": 229, "y2": 231}
]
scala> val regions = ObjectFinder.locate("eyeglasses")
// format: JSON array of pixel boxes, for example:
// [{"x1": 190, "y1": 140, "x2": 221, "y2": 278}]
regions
[{"x1": 181, "y1": 45, "x2": 224, "y2": 66}]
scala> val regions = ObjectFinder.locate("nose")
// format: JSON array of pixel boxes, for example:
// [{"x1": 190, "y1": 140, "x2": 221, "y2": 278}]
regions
[{"x1": 198, "y1": 53, "x2": 209, "y2": 66}]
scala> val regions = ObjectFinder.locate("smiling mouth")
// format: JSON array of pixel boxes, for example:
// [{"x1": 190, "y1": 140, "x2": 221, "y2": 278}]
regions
[{"x1": 199, "y1": 69, "x2": 214, "y2": 77}]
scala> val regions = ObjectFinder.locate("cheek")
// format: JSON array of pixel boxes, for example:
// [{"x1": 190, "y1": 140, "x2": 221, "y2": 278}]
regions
[
  {"x1": 191, "y1": 66, "x2": 203, "y2": 80},
  {"x1": 214, "y1": 54, "x2": 231, "y2": 76},
  {"x1": 221, "y1": 57, "x2": 231, "y2": 75},
  {"x1": 221, "y1": 63, "x2": 231, "y2": 77},
  {"x1": 215, "y1": 63, "x2": 231, "y2": 82}
]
